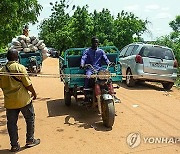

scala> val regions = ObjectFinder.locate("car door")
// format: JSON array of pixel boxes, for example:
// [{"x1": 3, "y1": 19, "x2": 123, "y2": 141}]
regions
[
  {"x1": 120, "y1": 45, "x2": 135, "y2": 75},
  {"x1": 119, "y1": 46, "x2": 128, "y2": 76}
]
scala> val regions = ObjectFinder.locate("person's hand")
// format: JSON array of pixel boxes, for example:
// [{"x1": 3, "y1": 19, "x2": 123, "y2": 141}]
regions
[
  {"x1": 109, "y1": 62, "x2": 115, "y2": 66},
  {"x1": 80, "y1": 65, "x2": 84, "y2": 69},
  {"x1": 25, "y1": 84, "x2": 37, "y2": 100},
  {"x1": 31, "y1": 92, "x2": 37, "y2": 100}
]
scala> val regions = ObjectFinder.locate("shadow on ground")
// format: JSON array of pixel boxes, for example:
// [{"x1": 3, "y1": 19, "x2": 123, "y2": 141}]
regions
[
  {"x1": 0, "y1": 146, "x2": 30, "y2": 154},
  {"x1": 118, "y1": 81, "x2": 171, "y2": 92},
  {"x1": 46, "y1": 99, "x2": 112, "y2": 132}
]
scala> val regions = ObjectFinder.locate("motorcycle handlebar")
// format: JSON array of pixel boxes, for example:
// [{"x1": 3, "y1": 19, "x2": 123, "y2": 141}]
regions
[
  {"x1": 84, "y1": 62, "x2": 115, "y2": 70},
  {"x1": 84, "y1": 64, "x2": 97, "y2": 73}
]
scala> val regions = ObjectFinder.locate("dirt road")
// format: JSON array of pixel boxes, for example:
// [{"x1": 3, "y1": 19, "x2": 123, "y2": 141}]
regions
[{"x1": 0, "y1": 58, "x2": 180, "y2": 154}]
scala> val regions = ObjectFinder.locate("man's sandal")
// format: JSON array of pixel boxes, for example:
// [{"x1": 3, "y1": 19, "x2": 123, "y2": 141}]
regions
[{"x1": 25, "y1": 139, "x2": 40, "y2": 148}]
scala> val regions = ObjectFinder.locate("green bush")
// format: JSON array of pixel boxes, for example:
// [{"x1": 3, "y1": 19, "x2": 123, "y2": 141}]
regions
[
  {"x1": 175, "y1": 68, "x2": 180, "y2": 87},
  {"x1": 0, "y1": 47, "x2": 7, "y2": 53}
]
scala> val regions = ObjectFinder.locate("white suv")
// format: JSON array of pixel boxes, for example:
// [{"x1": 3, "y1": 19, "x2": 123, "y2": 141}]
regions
[{"x1": 119, "y1": 42, "x2": 178, "y2": 90}]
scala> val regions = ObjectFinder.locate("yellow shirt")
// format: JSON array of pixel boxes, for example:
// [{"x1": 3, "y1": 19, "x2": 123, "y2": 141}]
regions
[{"x1": 0, "y1": 61, "x2": 32, "y2": 109}]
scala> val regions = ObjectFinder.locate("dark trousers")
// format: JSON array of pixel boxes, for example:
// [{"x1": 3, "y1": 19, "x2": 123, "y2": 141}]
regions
[
  {"x1": 6, "y1": 102, "x2": 35, "y2": 146},
  {"x1": 84, "y1": 70, "x2": 93, "y2": 89}
]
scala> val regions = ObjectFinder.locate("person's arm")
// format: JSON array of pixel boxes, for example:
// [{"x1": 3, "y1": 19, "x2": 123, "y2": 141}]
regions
[
  {"x1": 25, "y1": 84, "x2": 37, "y2": 100},
  {"x1": 80, "y1": 49, "x2": 88, "y2": 67},
  {"x1": 102, "y1": 50, "x2": 110, "y2": 64},
  {"x1": 19, "y1": 65, "x2": 37, "y2": 100}
]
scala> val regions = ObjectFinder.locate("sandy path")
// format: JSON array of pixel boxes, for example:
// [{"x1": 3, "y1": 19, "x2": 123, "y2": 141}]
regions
[{"x1": 0, "y1": 57, "x2": 180, "y2": 154}]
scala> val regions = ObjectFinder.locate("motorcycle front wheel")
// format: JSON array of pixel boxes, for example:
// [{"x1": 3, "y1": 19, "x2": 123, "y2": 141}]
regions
[{"x1": 101, "y1": 99, "x2": 115, "y2": 128}]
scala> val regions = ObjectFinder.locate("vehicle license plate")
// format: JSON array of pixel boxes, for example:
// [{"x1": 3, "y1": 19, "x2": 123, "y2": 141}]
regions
[{"x1": 150, "y1": 63, "x2": 168, "y2": 68}]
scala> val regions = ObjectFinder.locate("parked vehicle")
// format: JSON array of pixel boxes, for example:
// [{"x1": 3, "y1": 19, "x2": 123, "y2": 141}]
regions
[
  {"x1": 18, "y1": 50, "x2": 43, "y2": 73},
  {"x1": 47, "y1": 47, "x2": 59, "y2": 58},
  {"x1": 119, "y1": 42, "x2": 178, "y2": 90},
  {"x1": 0, "y1": 53, "x2": 8, "y2": 68},
  {"x1": 0, "y1": 51, "x2": 43, "y2": 73},
  {"x1": 59, "y1": 46, "x2": 122, "y2": 128}
]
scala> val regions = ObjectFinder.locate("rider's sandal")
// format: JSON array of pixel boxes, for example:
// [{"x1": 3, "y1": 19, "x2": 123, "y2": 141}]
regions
[{"x1": 25, "y1": 139, "x2": 40, "y2": 148}]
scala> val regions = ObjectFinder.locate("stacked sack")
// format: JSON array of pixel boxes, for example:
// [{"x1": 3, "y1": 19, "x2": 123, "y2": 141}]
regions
[{"x1": 9, "y1": 35, "x2": 49, "y2": 61}]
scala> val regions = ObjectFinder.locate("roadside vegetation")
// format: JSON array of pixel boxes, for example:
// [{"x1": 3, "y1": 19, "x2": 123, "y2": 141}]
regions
[
  {"x1": 38, "y1": 1, "x2": 148, "y2": 55},
  {"x1": 0, "y1": 0, "x2": 42, "y2": 49},
  {"x1": 0, "y1": 0, "x2": 180, "y2": 85},
  {"x1": 154, "y1": 16, "x2": 180, "y2": 86}
]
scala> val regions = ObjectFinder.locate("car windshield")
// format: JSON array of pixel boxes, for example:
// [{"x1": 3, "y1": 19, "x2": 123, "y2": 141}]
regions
[{"x1": 139, "y1": 46, "x2": 174, "y2": 60}]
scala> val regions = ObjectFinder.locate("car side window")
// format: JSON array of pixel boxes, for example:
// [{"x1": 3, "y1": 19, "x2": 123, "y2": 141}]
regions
[
  {"x1": 164, "y1": 49, "x2": 174, "y2": 60},
  {"x1": 131, "y1": 45, "x2": 139, "y2": 55},
  {"x1": 124, "y1": 45, "x2": 134, "y2": 57},
  {"x1": 139, "y1": 47, "x2": 150, "y2": 57},
  {"x1": 119, "y1": 46, "x2": 128, "y2": 57}
]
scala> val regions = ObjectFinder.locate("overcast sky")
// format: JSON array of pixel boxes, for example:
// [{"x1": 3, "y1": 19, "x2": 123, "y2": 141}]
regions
[{"x1": 29, "y1": 0, "x2": 180, "y2": 41}]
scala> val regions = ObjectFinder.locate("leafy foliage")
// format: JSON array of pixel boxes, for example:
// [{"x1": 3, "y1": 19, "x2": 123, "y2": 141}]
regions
[
  {"x1": 92, "y1": 9, "x2": 115, "y2": 44},
  {"x1": 39, "y1": 0, "x2": 72, "y2": 55},
  {"x1": 39, "y1": 0, "x2": 148, "y2": 55},
  {"x1": 0, "y1": 47, "x2": 7, "y2": 54},
  {"x1": 113, "y1": 11, "x2": 148, "y2": 49},
  {"x1": 0, "y1": 0, "x2": 42, "y2": 48},
  {"x1": 156, "y1": 15, "x2": 180, "y2": 64},
  {"x1": 169, "y1": 15, "x2": 180, "y2": 32},
  {"x1": 70, "y1": 5, "x2": 93, "y2": 48},
  {"x1": 155, "y1": 15, "x2": 180, "y2": 86}
]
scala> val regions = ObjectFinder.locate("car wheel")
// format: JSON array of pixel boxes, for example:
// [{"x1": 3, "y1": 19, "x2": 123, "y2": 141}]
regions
[
  {"x1": 126, "y1": 69, "x2": 135, "y2": 87},
  {"x1": 162, "y1": 82, "x2": 174, "y2": 90}
]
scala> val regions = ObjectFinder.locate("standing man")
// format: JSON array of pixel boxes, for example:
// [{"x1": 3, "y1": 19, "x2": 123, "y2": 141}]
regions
[{"x1": 0, "y1": 49, "x2": 40, "y2": 152}]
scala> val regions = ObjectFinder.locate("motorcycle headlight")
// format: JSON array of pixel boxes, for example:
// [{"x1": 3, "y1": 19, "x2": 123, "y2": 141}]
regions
[{"x1": 98, "y1": 70, "x2": 111, "y2": 80}]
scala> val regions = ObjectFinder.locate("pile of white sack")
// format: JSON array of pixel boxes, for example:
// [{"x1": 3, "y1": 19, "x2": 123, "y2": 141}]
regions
[{"x1": 9, "y1": 35, "x2": 50, "y2": 61}]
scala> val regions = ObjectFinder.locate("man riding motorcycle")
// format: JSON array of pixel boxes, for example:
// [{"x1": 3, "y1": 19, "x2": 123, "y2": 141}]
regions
[{"x1": 80, "y1": 36, "x2": 120, "y2": 103}]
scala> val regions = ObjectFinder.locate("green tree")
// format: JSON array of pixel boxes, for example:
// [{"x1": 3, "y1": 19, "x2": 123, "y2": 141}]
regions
[
  {"x1": 0, "y1": 0, "x2": 42, "y2": 48},
  {"x1": 70, "y1": 5, "x2": 93, "y2": 48},
  {"x1": 39, "y1": 0, "x2": 73, "y2": 54},
  {"x1": 169, "y1": 15, "x2": 180, "y2": 32},
  {"x1": 169, "y1": 16, "x2": 180, "y2": 63},
  {"x1": 156, "y1": 15, "x2": 180, "y2": 64},
  {"x1": 92, "y1": 9, "x2": 115, "y2": 45},
  {"x1": 169, "y1": 15, "x2": 180, "y2": 43},
  {"x1": 113, "y1": 11, "x2": 148, "y2": 49},
  {"x1": 39, "y1": 1, "x2": 149, "y2": 53}
]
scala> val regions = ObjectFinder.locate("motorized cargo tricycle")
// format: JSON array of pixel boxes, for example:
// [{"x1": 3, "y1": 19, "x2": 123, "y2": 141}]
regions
[
  {"x1": 18, "y1": 50, "x2": 43, "y2": 73},
  {"x1": 59, "y1": 46, "x2": 122, "y2": 128}
]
